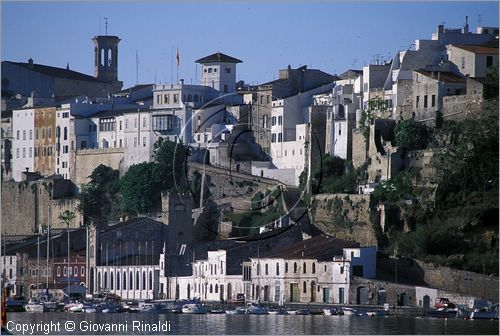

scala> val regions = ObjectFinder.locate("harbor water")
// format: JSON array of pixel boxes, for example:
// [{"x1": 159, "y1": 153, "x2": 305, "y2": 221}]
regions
[{"x1": 5, "y1": 312, "x2": 499, "y2": 335}]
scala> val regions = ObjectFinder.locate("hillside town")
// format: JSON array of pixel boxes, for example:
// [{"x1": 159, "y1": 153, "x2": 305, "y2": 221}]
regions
[{"x1": 0, "y1": 18, "x2": 498, "y2": 318}]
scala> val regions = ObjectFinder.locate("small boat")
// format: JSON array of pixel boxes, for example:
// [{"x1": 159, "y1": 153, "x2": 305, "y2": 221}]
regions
[
  {"x1": 268, "y1": 308, "x2": 288, "y2": 315},
  {"x1": 226, "y1": 306, "x2": 248, "y2": 315},
  {"x1": 182, "y1": 303, "x2": 208, "y2": 314},
  {"x1": 324, "y1": 308, "x2": 340, "y2": 316},
  {"x1": 425, "y1": 308, "x2": 458, "y2": 318},
  {"x1": 287, "y1": 308, "x2": 310, "y2": 315},
  {"x1": 6, "y1": 298, "x2": 26, "y2": 312},
  {"x1": 470, "y1": 304, "x2": 499, "y2": 320},
  {"x1": 342, "y1": 307, "x2": 357, "y2": 315},
  {"x1": 24, "y1": 300, "x2": 44, "y2": 313},
  {"x1": 210, "y1": 309, "x2": 226, "y2": 314},
  {"x1": 246, "y1": 302, "x2": 268, "y2": 315}
]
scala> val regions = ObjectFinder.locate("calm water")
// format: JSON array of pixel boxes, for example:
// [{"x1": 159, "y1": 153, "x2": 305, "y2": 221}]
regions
[{"x1": 5, "y1": 312, "x2": 499, "y2": 335}]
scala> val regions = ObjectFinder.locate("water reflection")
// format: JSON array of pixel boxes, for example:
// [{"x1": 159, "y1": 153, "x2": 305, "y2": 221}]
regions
[{"x1": 6, "y1": 313, "x2": 499, "y2": 335}]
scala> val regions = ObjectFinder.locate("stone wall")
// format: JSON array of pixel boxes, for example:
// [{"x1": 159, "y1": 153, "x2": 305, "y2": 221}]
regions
[
  {"x1": 1, "y1": 180, "x2": 82, "y2": 235},
  {"x1": 442, "y1": 94, "x2": 483, "y2": 121},
  {"x1": 377, "y1": 256, "x2": 499, "y2": 303},
  {"x1": 351, "y1": 129, "x2": 366, "y2": 169},
  {"x1": 73, "y1": 148, "x2": 124, "y2": 186},
  {"x1": 310, "y1": 194, "x2": 378, "y2": 246},
  {"x1": 187, "y1": 162, "x2": 281, "y2": 200}
]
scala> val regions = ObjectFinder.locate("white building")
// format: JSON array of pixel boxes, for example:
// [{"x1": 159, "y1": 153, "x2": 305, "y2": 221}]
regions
[
  {"x1": 0, "y1": 254, "x2": 19, "y2": 296},
  {"x1": 12, "y1": 108, "x2": 34, "y2": 181},
  {"x1": 446, "y1": 43, "x2": 499, "y2": 78},
  {"x1": 94, "y1": 265, "x2": 160, "y2": 300},
  {"x1": 247, "y1": 236, "x2": 377, "y2": 304}
]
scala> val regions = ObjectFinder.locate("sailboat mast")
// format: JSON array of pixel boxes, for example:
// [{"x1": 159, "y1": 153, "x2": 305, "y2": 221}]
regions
[
  {"x1": 46, "y1": 206, "x2": 50, "y2": 291},
  {"x1": 37, "y1": 235, "x2": 40, "y2": 293}
]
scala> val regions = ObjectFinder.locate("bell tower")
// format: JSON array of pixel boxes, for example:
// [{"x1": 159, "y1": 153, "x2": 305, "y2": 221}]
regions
[{"x1": 92, "y1": 35, "x2": 120, "y2": 83}]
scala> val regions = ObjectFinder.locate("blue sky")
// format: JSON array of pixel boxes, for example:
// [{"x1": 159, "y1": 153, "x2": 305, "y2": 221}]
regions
[{"x1": 2, "y1": 1, "x2": 498, "y2": 89}]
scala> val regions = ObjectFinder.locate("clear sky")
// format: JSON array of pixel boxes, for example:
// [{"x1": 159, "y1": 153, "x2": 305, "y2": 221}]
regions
[{"x1": 2, "y1": 1, "x2": 498, "y2": 89}]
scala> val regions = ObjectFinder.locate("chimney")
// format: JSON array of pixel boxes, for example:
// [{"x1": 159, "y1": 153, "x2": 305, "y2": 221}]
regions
[
  {"x1": 464, "y1": 16, "x2": 469, "y2": 34},
  {"x1": 438, "y1": 25, "x2": 444, "y2": 35}
]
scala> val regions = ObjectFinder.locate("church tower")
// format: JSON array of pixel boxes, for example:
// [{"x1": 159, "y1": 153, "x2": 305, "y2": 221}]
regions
[
  {"x1": 196, "y1": 52, "x2": 242, "y2": 94},
  {"x1": 92, "y1": 35, "x2": 120, "y2": 83}
]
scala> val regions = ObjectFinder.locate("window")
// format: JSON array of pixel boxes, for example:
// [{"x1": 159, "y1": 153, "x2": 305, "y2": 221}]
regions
[
  {"x1": 62, "y1": 112, "x2": 69, "y2": 118},
  {"x1": 266, "y1": 95, "x2": 270, "y2": 104},
  {"x1": 225, "y1": 68, "x2": 231, "y2": 74},
  {"x1": 28, "y1": 147, "x2": 32, "y2": 158},
  {"x1": 48, "y1": 128, "x2": 52, "y2": 139},
  {"x1": 119, "y1": 121, "x2": 123, "y2": 130},
  {"x1": 152, "y1": 115, "x2": 173, "y2": 131},
  {"x1": 294, "y1": 262, "x2": 297, "y2": 273},
  {"x1": 164, "y1": 94, "x2": 169, "y2": 104},
  {"x1": 22, "y1": 130, "x2": 26, "y2": 140},
  {"x1": 42, "y1": 128, "x2": 45, "y2": 138},
  {"x1": 125, "y1": 119, "x2": 129, "y2": 129},
  {"x1": 157, "y1": 94, "x2": 161, "y2": 105},
  {"x1": 22, "y1": 148, "x2": 26, "y2": 158},
  {"x1": 265, "y1": 264, "x2": 268, "y2": 275},
  {"x1": 57, "y1": 267, "x2": 61, "y2": 276},
  {"x1": 48, "y1": 146, "x2": 53, "y2": 156},
  {"x1": 81, "y1": 267, "x2": 85, "y2": 276},
  {"x1": 424, "y1": 95, "x2": 428, "y2": 108},
  {"x1": 416, "y1": 96, "x2": 420, "y2": 108},
  {"x1": 312, "y1": 263, "x2": 316, "y2": 274},
  {"x1": 278, "y1": 116, "x2": 282, "y2": 125},
  {"x1": 134, "y1": 137, "x2": 137, "y2": 147},
  {"x1": 29, "y1": 130, "x2": 32, "y2": 140},
  {"x1": 173, "y1": 94, "x2": 178, "y2": 103},
  {"x1": 143, "y1": 137, "x2": 146, "y2": 147},
  {"x1": 340, "y1": 266, "x2": 344, "y2": 274},
  {"x1": 276, "y1": 263, "x2": 280, "y2": 276},
  {"x1": 431, "y1": 95, "x2": 436, "y2": 107},
  {"x1": 278, "y1": 133, "x2": 282, "y2": 142},
  {"x1": 303, "y1": 262, "x2": 307, "y2": 274},
  {"x1": 80, "y1": 141, "x2": 87, "y2": 149},
  {"x1": 303, "y1": 281, "x2": 307, "y2": 293},
  {"x1": 63, "y1": 145, "x2": 68, "y2": 154},
  {"x1": 338, "y1": 124, "x2": 342, "y2": 135},
  {"x1": 487, "y1": 56, "x2": 493, "y2": 67},
  {"x1": 74, "y1": 267, "x2": 78, "y2": 276},
  {"x1": 34, "y1": 147, "x2": 39, "y2": 157},
  {"x1": 134, "y1": 118, "x2": 137, "y2": 128},
  {"x1": 99, "y1": 118, "x2": 116, "y2": 132},
  {"x1": 285, "y1": 262, "x2": 288, "y2": 273},
  {"x1": 63, "y1": 127, "x2": 68, "y2": 140},
  {"x1": 208, "y1": 68, "x2": 212, "y2": 74},
  {"x1": 16, "y1": 130, "x2": 19, "y2": 140},
  {"x1": 16, "y1": 148, "x2": 19, "y2": 158},
  {"x1": 142, "y1": 271, "x2": 146, "y2": 290},
  {"x1": 271, "y1": 133, "x2": 276, "y2": 143},
  {"x1": 272, "y1": 116, "x2": 276, "y2": 126}
]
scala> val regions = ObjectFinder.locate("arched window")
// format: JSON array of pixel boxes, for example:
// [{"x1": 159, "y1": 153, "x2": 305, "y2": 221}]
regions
[
  {"x1": 57, "y1": 267, "x2": 61, "y2": 276},
  {"x1": 63, "y1": 127, "x2": 68, "y2": 140},
  {"x1": 142, "y1": 271, "x2": 146, "y2": 290},
  {"x1": 312, "y1": 263, "x2": 316, "y2": 274},
  {"x1": 100, "y1": 49, "x2": 105, "y2": 66},
  {"x1": 129, "y1": 271, "x2": 133, "y2": 290},
  {"x1": 123, "y1": 272, "x2": 127, "y2": 290},
  {"x1": 117, "y1": 272, "x2": 120, "y2": 290},
  {"x1": 97, "y1": 271, "x2": 101, "y2": 289},
  {"x1": 210, "y1": 284, "x2": 213, "y2": 293},
  {"x1": 63, "y1": 266, "x2": 67, "y2": 276},
  {"x1": 104, "y1": 271, "x2": 108, "y2": 289},
  {"x1": 136, "y1": 271, "x2": 139, "y2": 290},
  {"x1": 149, "y1": 271, "x2": 153, "y2": 290},
  {"x1": 81, "y1": 266, "x2": 85, "y2": 276},
  {"x1": 108, "y1": 48, "x2": 112, "y2": 66},
  {"x1": 215, "y1": 284, "x2": 218, "y2": 293},
  {"x1": 276, "y1": 263, "x2": 280, "y2": 276},
  {"x1": 303, "y1": 262, "x2": 307, "y2": 274},
  {"x1": 294, "y1": 263, "x2": 297, "y2": 273},
  {"x1": 265, "y1": 264, "x2": 269, "y2": 275},
  {"x1": 303, "y1": 281, "x2": 307, "y2": 293},
  {"x1": 285, "y1": 263, "x2": 288, "y2": 273},
  {"x1": 110, "y1": 272, "x2": 114, "y2": 290},
  {"x1": 74, "y1": 267, "x2": 78, "y2": 276}
]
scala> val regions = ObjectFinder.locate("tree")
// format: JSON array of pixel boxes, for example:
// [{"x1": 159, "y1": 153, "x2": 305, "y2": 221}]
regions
[
  {"x1": 395, "y1": 119, "x2": 430, "y2": 150},
  {"x1": 120, "y1": 162, "x2": 162, "y2": 215},
  {"x1": 58, "y1": 210, "x2": 76, "y2": 228},
  {"x1": 154, "y1": 139, "x2": 188, "y2": 192},
  {"x1": 77, "y1": 164, "x2": 120, "y2": 226}
]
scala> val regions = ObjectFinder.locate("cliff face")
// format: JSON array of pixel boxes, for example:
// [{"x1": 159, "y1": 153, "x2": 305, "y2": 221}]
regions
[{"x1": 310, "y1": 193, "x2": 378, "y2": 246}]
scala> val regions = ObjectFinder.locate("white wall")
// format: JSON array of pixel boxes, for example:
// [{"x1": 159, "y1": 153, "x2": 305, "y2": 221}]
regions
[{"x1": 12, "y1": 108, "x2": 35, "y2": 181}]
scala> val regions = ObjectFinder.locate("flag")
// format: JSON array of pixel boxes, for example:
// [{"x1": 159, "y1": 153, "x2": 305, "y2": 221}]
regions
[{"x1": 176, "y1": 48, "x2": 180, "y2": 67}]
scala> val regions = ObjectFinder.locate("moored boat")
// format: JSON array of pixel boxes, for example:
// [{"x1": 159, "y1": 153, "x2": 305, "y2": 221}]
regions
[
  {"x1": 246, "y1": 302, "x2": 268, "y2": 315},
  {"x1": 182, "y1": 303, "x2": 208, "y2": 314}
]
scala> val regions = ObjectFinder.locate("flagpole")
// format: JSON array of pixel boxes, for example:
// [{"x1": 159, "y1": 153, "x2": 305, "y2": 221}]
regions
[{"x1": 176, "y1": 47, "x2": 179, "y2": 83}]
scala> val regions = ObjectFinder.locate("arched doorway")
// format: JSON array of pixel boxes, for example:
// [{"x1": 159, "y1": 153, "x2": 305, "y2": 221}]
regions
[
  {"x1": 398, "y1": 292, "x2": 408, "y2": 306},
  {"x1": 423, "y1": 295, "x2": 430, "y2": 309},
  {"x1": 357, "y1": 286, "x2": 368, "y2": 305},
  {"x1": 264, "y1": 285, "x2": 269, "y2": 302},
  {"x1": 227, "y1": 283, "x2": 232, "y2": 302},
  {"x1": 310, "y1": 281, "x2": 316, "y2": 302},
  {"x1": 377, "y1": 288, "x2": 386, "y2": 305}
]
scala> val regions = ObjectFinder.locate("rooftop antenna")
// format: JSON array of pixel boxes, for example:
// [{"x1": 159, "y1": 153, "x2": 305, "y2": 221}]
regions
[
  {"x1": 104, "y1": 17, "x2": 108, "y2": 36},
  {"x1": 136, "y1": 49, "x2": 139, "y2": 85}
]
